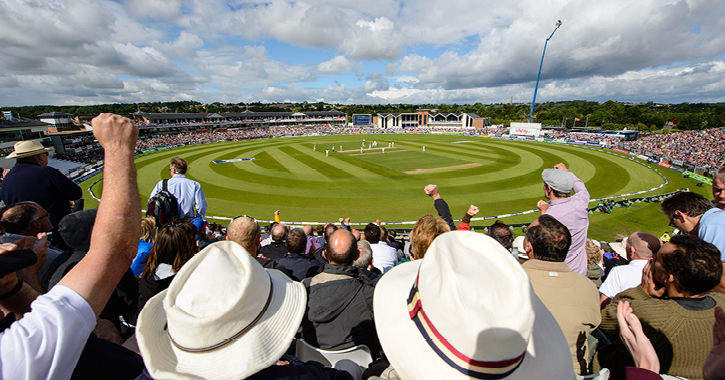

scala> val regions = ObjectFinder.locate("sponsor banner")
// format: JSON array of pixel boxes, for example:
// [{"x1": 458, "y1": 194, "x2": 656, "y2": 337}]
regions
[
  {"x1": 672, "y1": 159, "x2": 684, "y2": 166},
  {"x1": 524, "y1": 137, "x2": 535, "y2": 141},
  {"x1": 586, "y1": 142, "x2": 600, "y2": 146},
  {"x1": 212, "y1": 158, "x2": 255, "y2": 164},
  {"x1": 571, "y1": 141, "x2": 587, "y2": 145},
  {"x1": 671, "y1": 167, "x2": 686, "y2": 173},
  {"x1": 611, "y1": 147, "x2": 630, "y2": 153},
  {"x1": 647, "y1": 158, "x2": 659, "y2": 164},
  {"x1": 637, "y1": 154, "x2": 649, "y2": 160},
  {"x1": 644, "y1": 151, "x2": 653, "y2": 157},
  {"x1": 657, "y1": 162, "x2": 671, "y2": 168},
  {"x1": 511, "y1": 128, "x2": 537, "y2": 136}
]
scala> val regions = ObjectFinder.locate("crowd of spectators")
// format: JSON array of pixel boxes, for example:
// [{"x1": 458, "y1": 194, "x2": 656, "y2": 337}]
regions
[
  {"x1": 623, "y1": 128, "x2": 725, "y2": 169},
  {"x1": 3, "y1": 114, "x2": 725, "y2": 380}
]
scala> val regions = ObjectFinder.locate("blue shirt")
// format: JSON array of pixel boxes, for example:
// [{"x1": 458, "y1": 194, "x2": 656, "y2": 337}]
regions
[
  {"x1": 699, "y1": 208, "x2": 725, "y2": 261},
  {"x1": 131, "y1": 239, "x2": 153, "y2": 276},
  {"x1": 150, "y1": 174, "x2": 206, "y2": 218}
]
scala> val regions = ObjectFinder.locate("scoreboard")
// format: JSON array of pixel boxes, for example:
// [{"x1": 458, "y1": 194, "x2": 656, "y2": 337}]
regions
[{"x1": 352, "y1": 114, "x2": 372, "y2": 126}]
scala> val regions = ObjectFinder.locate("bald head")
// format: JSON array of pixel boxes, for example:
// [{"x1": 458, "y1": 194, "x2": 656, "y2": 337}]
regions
[
  {"x1": 627, "y1": 232, "x2": 661, "y2": 261},
  {"x1": 226, "y1": 216, "x2": 261, "y2": 255},
  {"x1": 303, "y1": 225, "x2": 313, "y2": 236},
  {"x1": 327, "y1": 229, "x2": 359, "y2": 266},
  {"x1": 271, "y1": 223, "x2": 289, "y2": 241}
]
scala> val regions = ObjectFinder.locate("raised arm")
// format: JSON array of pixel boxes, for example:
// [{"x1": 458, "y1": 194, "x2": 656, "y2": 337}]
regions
[
  {"x1": 425, "y1": 184, "x2": 456, "y2": 230},
  {"x1": 57, "y1": 114, "x2": 140, "y2": 317}
]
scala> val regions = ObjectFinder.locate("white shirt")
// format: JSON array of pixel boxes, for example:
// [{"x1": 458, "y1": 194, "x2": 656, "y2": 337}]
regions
[
  {"x1": 599, "y1": 260, "x2": 648, "y2": 299},
  {"x1": 1, "y1": 285, "x2": 96, "y2": 379},
  {"x1": 371, "y1": 243, "x2": 398, "y2": 273}
]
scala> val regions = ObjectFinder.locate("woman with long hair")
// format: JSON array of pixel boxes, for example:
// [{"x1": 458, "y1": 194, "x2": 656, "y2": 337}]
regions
[{"x1": 135, "y1": 221, "x2": 198, "y2": 321}]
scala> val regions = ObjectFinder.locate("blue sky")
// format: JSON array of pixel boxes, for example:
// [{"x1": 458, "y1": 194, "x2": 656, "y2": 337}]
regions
[{"x1": 0, "y1": 0, "x2": 724, "y2": 107}]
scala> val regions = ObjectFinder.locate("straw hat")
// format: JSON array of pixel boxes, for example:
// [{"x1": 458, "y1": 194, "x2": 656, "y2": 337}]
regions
[
  {"x1": 6, "y1": 140, "x2": 54, "y2": 159},
  {"x1": 609, "y1": 237, "x2": 628, "y2": 258},
  {"x1": 374, "y1": 231, "x2": 573, "y2": 380},
  {"x1": 136, "y1": 241, "x2": 306, "y2": 380}
]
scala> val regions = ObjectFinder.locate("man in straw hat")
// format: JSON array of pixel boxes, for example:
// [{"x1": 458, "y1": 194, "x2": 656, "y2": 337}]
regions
[
  {"x1": 1, "y1": 139, "x2": 82, "y2": 245},
  {"x1": 135, "y1": 240, "x2": 355, "y2": 380},
  {"x1": 536, "y1": 162, "x2": 590, "y2": 276},
  {"x1": 370, "y1": 230, "x2": 575, "y2": 380},
  {"x1": 0, "y1": 113, "x2": 141, "y2": 378}
]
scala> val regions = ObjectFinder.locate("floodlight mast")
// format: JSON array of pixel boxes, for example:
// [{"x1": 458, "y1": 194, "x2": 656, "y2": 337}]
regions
[{"x1": 529, "y1": 20, "x2": 562, "y2": 123}]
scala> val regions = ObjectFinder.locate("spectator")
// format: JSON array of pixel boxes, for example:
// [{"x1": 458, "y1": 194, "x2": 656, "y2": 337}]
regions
[
  {"x1": 409, "y1": 214, "x2": 449, "y2": 260},
  {"x1": 1, "y1": 140, "x2": 82, "y2": 248},
  {"x1": 354, "y1": 239, "x2": 381, "y2": 285},
  {"x1": 149, "y1": 156, "x2": 207, "y2": 219},
  {"x1": 303, "y1": 225, "x2": 321, "y2": 256},
  {"x1": 370, "y1": 231, "x2": 573, "y2": 379},
  {"x1": 259, "y1": 223, "x2": 289, "y2": 260},
  {"x1": 586, "y1": 239, "x2": 604, "y2": 287},
  {"x1": 599, "y1": 232, "x2": 661, "y2": 308},
  {"x1": 275, "y1": 228, "x2": 321, "y2": 281},
  {"x1": 131, "y1": 216, "x2": 156, "y2": 277},
  {"x1": 225, "y1": 215, "x2": 290, "y2": 277},
  {"x1": 0, "y1": 201, "x2": 61, "y2": 290},
  {"x1": 662, "y1": 191, "x2": 725, "y2": 257},
  {"x1": 314, "y1": 223, "x2": 338, "y2": 264},
  {"x1": 301, "y1": 229, "x2": 380, "y2": 356},
  {"x1": 315, "y1": 224, "x2": 326, "y2": 247},
  {"x1": 713, "y1": 167, "x2": 725, "y2": 210},
  {"x1": 135, "y1": 221, "x2": 198, "y2": 323},
  {"x1": 521, "y1": 215, "x2": 601, "y2": 375},
  {"x1": 0, "y1": 113, "x2": 141, "y2": 379},
  {"x1": 487, "y1": 220, "x2": 515, "y2": 250},
  {"x1": 537, "y1": 163, "x2": 591, "y2": 275},
  {"x1": 598, "y1": 234, "x2": 725, "y2": 379},
  {"x1": 365, "y1": 223, "x2": 398, "y2": 273}
]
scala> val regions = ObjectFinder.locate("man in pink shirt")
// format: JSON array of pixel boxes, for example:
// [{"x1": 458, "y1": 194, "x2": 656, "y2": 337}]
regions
[{"x1": 536, "y1": 163, "x2": 590, "y2": 275}]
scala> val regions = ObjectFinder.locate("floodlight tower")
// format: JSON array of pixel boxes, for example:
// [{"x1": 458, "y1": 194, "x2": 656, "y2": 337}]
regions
[{"x1": 529, "y1": 20, "x2": 562, "y2": 123}]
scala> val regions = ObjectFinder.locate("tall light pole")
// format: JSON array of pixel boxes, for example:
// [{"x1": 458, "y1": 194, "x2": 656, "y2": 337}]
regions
[{"x1": 529, "y1": 20, "x2": 562, "y2": 123}]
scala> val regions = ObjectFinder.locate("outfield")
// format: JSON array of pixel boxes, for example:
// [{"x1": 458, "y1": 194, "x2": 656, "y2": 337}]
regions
[{"x1": 81, "y1": 133, "x2": 711, "y2": 240}]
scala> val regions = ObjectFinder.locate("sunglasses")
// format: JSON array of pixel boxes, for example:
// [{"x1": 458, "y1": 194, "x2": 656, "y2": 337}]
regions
[
  {"x1": 32, "y1": 211, "x2": 51, "y2": 223},
  {"x1": 668, "y1": 211, "x2": 681, "y2": 228}
]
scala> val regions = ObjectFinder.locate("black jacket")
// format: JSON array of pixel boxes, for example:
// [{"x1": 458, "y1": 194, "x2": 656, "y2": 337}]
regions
[
  {"x1": 259, "y1": 240, "x2": 287, "y2": 260},
  {"x1": 301, "y1": 264, "x2": 381, "y2": 358}
]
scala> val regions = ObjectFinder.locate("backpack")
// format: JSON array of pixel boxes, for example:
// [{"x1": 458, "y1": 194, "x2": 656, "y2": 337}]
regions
[{"x1": 146, "y1": 179, "x2": 180, "y2": 226}]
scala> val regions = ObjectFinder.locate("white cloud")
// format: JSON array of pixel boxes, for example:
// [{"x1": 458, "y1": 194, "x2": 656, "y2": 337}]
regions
[
  {"x1": 318, "y1": 56, "x2": 358, "y2": 73},
  {"x1": 151, "y1": 32, "x2": 205, "y2": 59},
  {"x1": 124, "y1": 0, "x2": 182, "y2": 21},
  {"x1": 339, "y1": 17, "x2": 406, "y2": 60}
]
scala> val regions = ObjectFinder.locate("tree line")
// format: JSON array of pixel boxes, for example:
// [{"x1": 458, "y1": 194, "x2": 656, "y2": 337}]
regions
[{"x1": 3, "y1": 100, "x2": 724, "y2": 132}]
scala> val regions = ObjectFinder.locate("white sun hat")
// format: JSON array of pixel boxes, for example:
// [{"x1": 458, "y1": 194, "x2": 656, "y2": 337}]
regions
[
  {"x1": 6, "y1": 140, "x2": 54, "y2": 159},
  {"x1": 374, "y1": 231, "x2": 574, "y2": 380},
  {"x1": 136, "y1": 241, "x2": 306, "y2": 380}
]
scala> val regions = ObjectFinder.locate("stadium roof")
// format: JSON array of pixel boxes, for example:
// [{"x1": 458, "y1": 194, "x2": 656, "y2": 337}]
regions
[
  {"x1": 132, "y1": 110, "x2": 346, "y2": 121},
  {"x1": 37, "y1": 112, "x2": 73, "y2": 118}
]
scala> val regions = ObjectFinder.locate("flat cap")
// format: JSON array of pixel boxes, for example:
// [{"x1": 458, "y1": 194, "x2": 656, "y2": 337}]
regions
[{"x1": 542, "y1": 169, "x2": 574, "y2": 194}]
